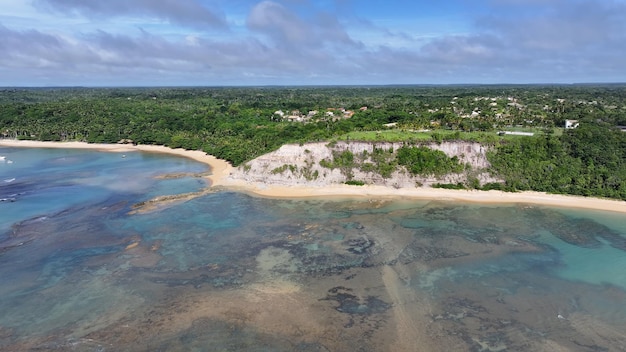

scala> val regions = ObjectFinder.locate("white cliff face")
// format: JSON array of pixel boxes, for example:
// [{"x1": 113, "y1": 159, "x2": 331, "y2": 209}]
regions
[{"x1": 228, "y1": 141, "x2": 501, "y2": 188}]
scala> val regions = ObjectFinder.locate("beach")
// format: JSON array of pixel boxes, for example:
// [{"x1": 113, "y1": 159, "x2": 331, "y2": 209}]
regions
[
  {"x1": 0, "y1": 140, "x2": 233, "y2": 187},
  {"x1": 3, "y1": 139, "x2": 626, "y2": 214}
]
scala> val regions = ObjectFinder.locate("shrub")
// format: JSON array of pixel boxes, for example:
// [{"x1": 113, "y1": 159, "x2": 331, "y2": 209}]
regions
[
  {"x1": 433, "y1": 183, "x2": 466, "y2": 189},
  {"x1": 345, "y1": 180, "x2": 365, "y2": 186}
]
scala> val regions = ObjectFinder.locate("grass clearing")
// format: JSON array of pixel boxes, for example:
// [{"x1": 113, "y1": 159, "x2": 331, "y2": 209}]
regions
[{"x1": 338, "y1": 128, "x2": 557, "y2": 144}]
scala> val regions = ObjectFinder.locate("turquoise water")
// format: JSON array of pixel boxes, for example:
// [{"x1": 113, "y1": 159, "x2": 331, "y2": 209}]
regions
[{"x1": 1, "y1": 147, "x2": 626, "y2": 351}]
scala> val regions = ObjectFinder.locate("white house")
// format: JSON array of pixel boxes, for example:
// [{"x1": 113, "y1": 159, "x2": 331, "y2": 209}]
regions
[
  {"x1": 565, "y1": 120, "x2": 579, "y2": 129},
  {"x1": 498, "y1": 131, "x2": 535, "y2": 136}
]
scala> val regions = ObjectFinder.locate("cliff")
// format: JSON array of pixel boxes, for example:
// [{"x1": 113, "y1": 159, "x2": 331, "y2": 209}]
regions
[{"x1": 228, "y1": 141, "x2": 501, "y2": 189}]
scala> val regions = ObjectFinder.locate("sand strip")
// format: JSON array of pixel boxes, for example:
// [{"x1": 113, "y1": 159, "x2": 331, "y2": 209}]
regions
[
  {"x1": 3, "y1": 139, "x2": 626, "y2": 214},
  {"x1": 220, "y1": 181, "x2": 626, "y2": 213},
  {"x1": 0, "y1": 140, "x2": 233, "y2": 186}
]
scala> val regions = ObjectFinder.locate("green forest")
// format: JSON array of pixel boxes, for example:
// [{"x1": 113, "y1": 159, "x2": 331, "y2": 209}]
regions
[{"x1": 1, "y1": 85, "x2": 626, "y2": 200}]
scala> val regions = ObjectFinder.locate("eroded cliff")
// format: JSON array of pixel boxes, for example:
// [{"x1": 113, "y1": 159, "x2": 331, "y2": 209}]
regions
[{"x1": 229, "y1": 141, "x2": 501, "y2": 189}]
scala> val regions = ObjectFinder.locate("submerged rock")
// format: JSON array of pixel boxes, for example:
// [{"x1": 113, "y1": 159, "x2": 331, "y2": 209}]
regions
[{"x1": 322, "y1": 286, "x2": 391, "y2": 315}]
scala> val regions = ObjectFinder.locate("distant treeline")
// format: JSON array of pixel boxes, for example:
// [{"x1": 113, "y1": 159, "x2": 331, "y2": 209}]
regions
[{"x1": 1, "y1": 86, "x2": 625, "y2": 199}]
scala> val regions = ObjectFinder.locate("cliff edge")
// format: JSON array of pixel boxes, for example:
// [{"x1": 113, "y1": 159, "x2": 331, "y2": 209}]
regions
[{"x1": 228, "y1": 141, "x2": 501, "y2": 189}]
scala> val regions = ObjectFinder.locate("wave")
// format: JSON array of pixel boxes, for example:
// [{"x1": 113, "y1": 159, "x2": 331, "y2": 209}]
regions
[{"x1": 4, "y1": 178, "x2": 15, "y2": 183}]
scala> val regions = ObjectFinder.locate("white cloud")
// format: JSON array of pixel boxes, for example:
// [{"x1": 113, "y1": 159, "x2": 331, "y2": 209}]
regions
[
  {"x1": 247, "y1": 1, "x2": 359, "y2": 49},
  {"x1": 34, "y1": 0, "x2": 228, "y2": 30},
  {"x1": 247, "y1": 1, "x2": 310, "y2": 45},
  {"x1": 0, "y1": 0, "x2": 625, "y2": 85}
]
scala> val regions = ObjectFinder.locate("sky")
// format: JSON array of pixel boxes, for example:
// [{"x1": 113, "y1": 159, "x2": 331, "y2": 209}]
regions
[{"x1": 1, "y1": 0, "x2": 625, "y2": 86}]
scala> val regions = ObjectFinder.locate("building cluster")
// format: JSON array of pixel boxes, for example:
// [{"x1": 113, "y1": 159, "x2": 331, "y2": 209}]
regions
[{"x1": 274, "y1": 107, "x2": 367, "y2": 123}]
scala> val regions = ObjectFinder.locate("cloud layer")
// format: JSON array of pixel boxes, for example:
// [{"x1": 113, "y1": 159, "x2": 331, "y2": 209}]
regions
[
  {"x1": 1, "y1": 0, "x2": 625, "y2": 85},
  {"x1": 36, "y1": 0, "x2": 228, "y2": 29}
]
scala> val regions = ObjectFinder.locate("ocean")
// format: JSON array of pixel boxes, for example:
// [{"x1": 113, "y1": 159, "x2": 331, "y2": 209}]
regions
[{"x1": 1, "y1": 146, "x2": 625, "y2": 351}]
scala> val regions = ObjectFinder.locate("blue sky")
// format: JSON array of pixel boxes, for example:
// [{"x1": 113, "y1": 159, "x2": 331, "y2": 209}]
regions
[{"x1": 1, "y1": 0, "x2": 625, "y2": 86}]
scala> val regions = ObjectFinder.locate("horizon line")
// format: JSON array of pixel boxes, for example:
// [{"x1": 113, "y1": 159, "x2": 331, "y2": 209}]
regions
[{"x1": 3, "y1": 82, "x2": 626, "y2": 89}]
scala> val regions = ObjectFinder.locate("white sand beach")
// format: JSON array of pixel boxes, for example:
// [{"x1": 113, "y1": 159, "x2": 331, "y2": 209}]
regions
[
  {"x1": 3, "y1": 139, "x2": 626, "y2": 214},
  {"x1": 0, "y1": 140, "x2": 233, "y2": 186}
]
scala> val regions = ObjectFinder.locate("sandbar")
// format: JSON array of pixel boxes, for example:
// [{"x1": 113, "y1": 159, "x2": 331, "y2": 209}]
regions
[{"x1": 2, "y1": 139, "x2": 626, "y2": 214}]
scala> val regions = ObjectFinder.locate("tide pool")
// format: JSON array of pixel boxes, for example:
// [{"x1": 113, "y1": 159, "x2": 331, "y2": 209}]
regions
[{"x1": 1, "y1": 147, "x2": 625, "y2": 351}]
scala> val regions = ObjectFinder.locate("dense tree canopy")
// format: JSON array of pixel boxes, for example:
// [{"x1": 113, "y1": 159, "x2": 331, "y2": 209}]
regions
[
  {"x1": 1, "y1": 85, "x2": 625, "y2": 199},
  {"x1": 489, "y1": 124, "x2": 626, "y2": 199},
  {"x1": 397, "y1": 146, "x2": 464, "y2": 177}
]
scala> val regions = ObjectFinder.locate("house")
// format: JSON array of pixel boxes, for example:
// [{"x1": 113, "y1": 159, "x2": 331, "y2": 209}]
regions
[
  {"x1": 565, "y1": 120, "x2": 579, "y2": 129},
  {"x1": 498, "y1": 131, "x2": 535, "y2": 136},
  {"x1": 617, "y1": 126, "x2": 626, "y2": 133},
  {"x1": 286, "y1": 115, "x2": 302, "y2": 122}
]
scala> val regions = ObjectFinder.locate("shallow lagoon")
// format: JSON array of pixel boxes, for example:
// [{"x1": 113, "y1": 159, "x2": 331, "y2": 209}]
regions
[{"x1": 1, "y1": 147, "x2": 626, "y2": 351}]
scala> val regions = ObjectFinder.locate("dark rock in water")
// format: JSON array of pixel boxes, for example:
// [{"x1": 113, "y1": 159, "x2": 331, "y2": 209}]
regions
[
  {"x1": 423, "y1": 206, "x2": 458, "y2": 220},
  {"x1": 604, "y1": 233, "x2": 626, "y2": 252},
  {"x1": 322, "y1": 286, "x2": 391, "y2": 315},
  {"x1": 398, "y1": 243, "x2": 468, "y2": 264},
  {"x1": 527, "y1": 209, "x2": 609, "y2": 248},
  {"x1": 574, "y1": 218, "x2": 626, "y2": 252},
  {"x1": 345, "y1": 237, "x2": 374, "y2": 254},
  {"x1": 343, "y1": 222, "x2": 365, "y2": 230},
  {"x1": 530, "y1": 208, "x2": 626, "y2": 251},
  {"x1": 148, "y1": 261, "x2": 248, "y2": 289},
  {"x1": 242, "y1": 237, "x2": 367, "y2": 278},
  {"x1": 0, "y1": 178, "x2": 46, "y2": 202}
]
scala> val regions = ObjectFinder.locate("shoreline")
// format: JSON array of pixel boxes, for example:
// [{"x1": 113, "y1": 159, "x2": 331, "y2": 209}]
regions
[
  {"x1": 0, "y1": 139, "x2": 233, "y2": 186},
  {"x1": 3, "y1": 139, "x2": 626, "y2": 214}
]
